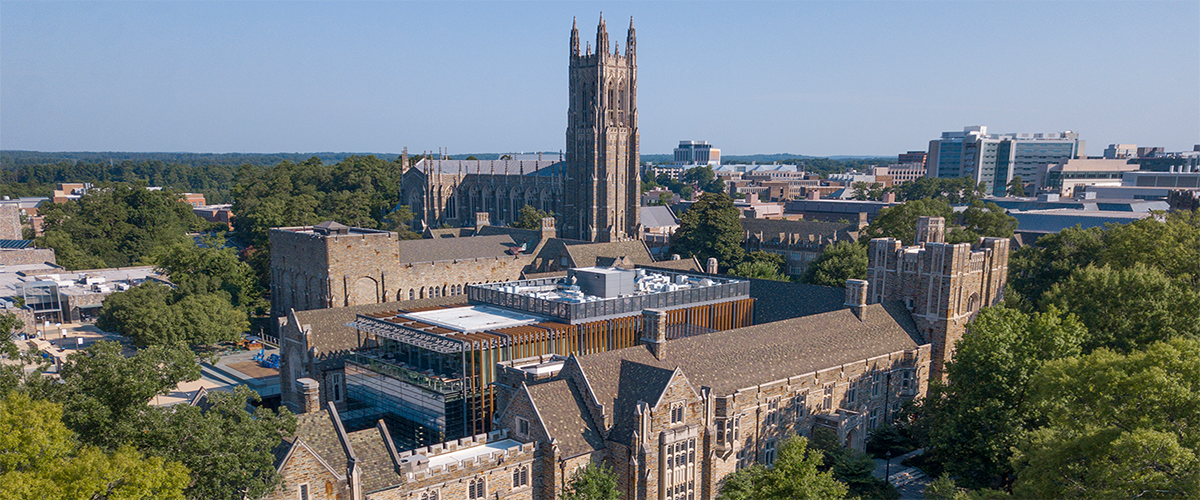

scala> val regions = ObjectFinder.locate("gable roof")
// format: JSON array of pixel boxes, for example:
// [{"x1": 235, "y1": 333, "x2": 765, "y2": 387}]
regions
[
  {"x1": 748, "y1": 278, "x2": 847, "y2": 324},
  {"x1": 288, "y1": 296, "x2": 465, "y2": 356},
  {"x1": 605, "y1": 361, "x2": 679, "y2": 445},
  {"x1": 524, "y1": 379, "x2": 605, "y2": 458},
  {"x1": 573, "y1": 302, "x2": 922, "y2": 426},
  {"x1": 397, "y1": 234, "x2": 523, "y2": 264},
  {"x1": 347, "y1": 425, "x2": 402, "y2": 493},
  {"x1": 640, "y1": 206, "x2": 679, "y2": 229},
  {"x1": 291, "y1": 410, "x2": 349, "y2": 476},
  {"x1": 561, "y1": 239, "x2": 654, "y2": 268}
]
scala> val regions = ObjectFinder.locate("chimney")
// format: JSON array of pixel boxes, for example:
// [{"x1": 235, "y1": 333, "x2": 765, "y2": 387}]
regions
[
  {"x1": 845, "y1": 279, "x2": 869, "y2": 322},
  {"x1": 475, "y1": 212, "x2": 490, "y2": 233},
  {"x1": 641, "y1": 309, "x2": 668, "y2": 360},
  {"x1": 883, "y1": 192, "x2": 896, "y2": 203},
  {"x1": 706, "y1": 257, "x2": 719, "y2": 274},
  {"x1": 806, "y1": 190, "x2": 821, "y2": 200},
  {"x1": 297, "y1": 378, "x2": 321, "y2": 414},
  {"x1": 915, "y1": 216, "x2": 945, "y2": 245},
  {"x1": 540, "y1": 216, "x2": 557, "y2": 240}
]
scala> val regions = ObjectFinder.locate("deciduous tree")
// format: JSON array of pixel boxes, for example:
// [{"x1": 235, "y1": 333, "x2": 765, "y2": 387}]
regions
[
  {"x1": 801, "y1": 241, "x2": 868, "y2": 287},
  {"x1": 561, "y1": 462, "x2": 620, "y2": 500},
  {"x1": 718, "y1": 435, "x2": 848, "y2": 500},
  {"x1": 670, "y1": 192, "x2": 745, "y2": 270}
]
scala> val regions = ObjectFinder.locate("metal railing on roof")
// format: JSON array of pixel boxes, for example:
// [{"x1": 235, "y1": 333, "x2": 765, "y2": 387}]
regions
[
  {"x1": 346, "y1": 353, "x2": 464, "y2": 394},
  {"x1": 467, "y1": 271, "x2": 750, "y2": 324}
]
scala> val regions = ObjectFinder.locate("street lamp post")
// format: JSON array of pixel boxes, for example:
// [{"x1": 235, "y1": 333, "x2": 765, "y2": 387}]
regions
[{"x1": 885, "y1": 449, "x2": 892, "y2": 484}]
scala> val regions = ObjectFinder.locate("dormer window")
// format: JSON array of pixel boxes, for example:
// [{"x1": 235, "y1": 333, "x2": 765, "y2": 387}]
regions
[{"x1": 516, "y1": 416, "x2": 530, "y2": 437}]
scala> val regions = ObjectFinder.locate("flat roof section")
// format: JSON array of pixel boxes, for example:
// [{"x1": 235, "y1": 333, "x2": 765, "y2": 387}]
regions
[
  {"x1": 401, "y1": 305, "x2": 544, "y2": 333},
  {"x1": 425, "y1": 438, "x2": 524, "y2": 469}
]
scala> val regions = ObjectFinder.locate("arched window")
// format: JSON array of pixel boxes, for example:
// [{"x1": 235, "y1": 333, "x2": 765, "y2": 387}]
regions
[
  {"x1": 420, "y1": 490, "x2": 439, "y2": 500},
  {"x1": 409, "y1": 289, "x2": 415, "y2": 301},
  {"x1": 468, "y1": 477, "x2": 486, "y2": 499},
  {"x1": 513, "y1": 465, "x2": 529, "y2": 488}
]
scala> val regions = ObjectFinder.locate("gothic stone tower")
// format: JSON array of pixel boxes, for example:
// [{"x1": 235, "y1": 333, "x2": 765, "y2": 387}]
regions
[
  {"x1": 864, "y1": 217, "x2": 1010, "y2": 379},
  {"x1": 563, "y1": 15, "x2": 640, "y2": 242}
]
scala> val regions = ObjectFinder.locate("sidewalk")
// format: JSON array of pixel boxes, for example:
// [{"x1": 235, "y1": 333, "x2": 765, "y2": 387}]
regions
[{"x1": 872, "y1": 448, "x2": 931, "y2": 499}]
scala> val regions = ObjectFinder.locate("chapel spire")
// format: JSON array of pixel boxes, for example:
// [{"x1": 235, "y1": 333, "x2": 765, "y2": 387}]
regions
[
  {"x1": 596, "y1": 13, "x2": 609, "y2": 55},
  {"x1": 570, "y1": 17, "x2": 580, "y2": 57},
  {"x1": 626, "y1": 17, "x2": 636, "y2": 57}
]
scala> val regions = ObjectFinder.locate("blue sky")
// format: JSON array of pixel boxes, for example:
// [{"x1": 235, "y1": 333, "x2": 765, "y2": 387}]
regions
[{"x1": 2, "y1": 1, "x2": 1196, "y2": 156}]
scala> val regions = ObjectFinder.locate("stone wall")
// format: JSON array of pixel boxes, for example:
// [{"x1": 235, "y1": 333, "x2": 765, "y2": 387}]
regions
[
  {"x1": 261, "y1": 442, "x2": 348, "y2": 500},
  {"x1": 865, "y1": 217, "x2": 1009, "y2": 378},
  {"x1": 0, "y1": 205, "x2": 21, "y2": 240},
  {"x1": 0, "y1": 248, "x2": 56, "y2": 266}
]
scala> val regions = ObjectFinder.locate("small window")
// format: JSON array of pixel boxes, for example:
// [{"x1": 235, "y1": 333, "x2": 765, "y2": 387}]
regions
[
  {"x1": 298, "y1": 484, "x2": 309, "y2": 500},
  {"x1": 516, "y1": 416, "x2": 530, "y2": 437},
  {"x1": 420, "y1": 490, "x2": 439, "y2": 500},
  {"x1": 468, "y1": 477, "x2": 486, "y2": 499},
  {"x1": 329, "y1": 373, "x2": 343, "y2": 403},
  {"x1": 513, "y1": 465, "x2": 529, "y2": 488},
  {"x1": 671, "y1": 404, "x2": 684, "y2": 424},
  {"x1": 763, "y1": 438, "x2": 778, "y2": 466}
]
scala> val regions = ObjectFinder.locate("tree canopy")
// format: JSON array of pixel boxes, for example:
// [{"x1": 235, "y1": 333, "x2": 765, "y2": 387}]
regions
[
  {"x1": 512, "y1": 205, "x2": 553, "y2": 230},
  {"x1": 801, "y1": 241, "x2": 868, "y2": 287},
  {"x1": 0, "y1": 391, "x2": 190, "y2": 500},
  {"x1": 96, "y1": 282, "x2": 247, "y2": 349},
  {"x1": 730, "y1": 251, "x2": 788, "y2": 281},
  {"x1": 862, "y1": 198, "x2": 1016, "y2": 245},
  {"x1": 718, "y1": 436, "x2": 848, "y2": 500},
  {"x1": 19, "y1": 340, "x2": 296, "y2": 500},
  {"x1": 913, "y1": 306, "x2": 1087, "y2": 489},
  {"x1": 34, "y1": 184, "x2": 216, "y2": 270},
  {"x1": 1013, "y1": 338, "x2": 1200, "y2": 499},
  {"x1": 670, "y1": 192, "x2": 745, "y2": 270},
  {"x1": 561, "y1": 462, "x2": 620, "y2": 500}
]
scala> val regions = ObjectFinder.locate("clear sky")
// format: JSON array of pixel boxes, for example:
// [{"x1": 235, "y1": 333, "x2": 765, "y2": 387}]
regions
[{"x1": 2, "y1": 1, "x2": 1197, "y2": 156}]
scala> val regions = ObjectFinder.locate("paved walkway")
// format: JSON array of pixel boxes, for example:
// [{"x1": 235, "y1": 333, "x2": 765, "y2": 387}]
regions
[{"x1": 872, "y1": 449, "x2": 931, "y2": 499}]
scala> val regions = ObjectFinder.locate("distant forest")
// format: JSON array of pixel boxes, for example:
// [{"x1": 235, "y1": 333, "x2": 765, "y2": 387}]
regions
[{"x1": 1, "y1": 150, "x2": 899, "y2": 201}]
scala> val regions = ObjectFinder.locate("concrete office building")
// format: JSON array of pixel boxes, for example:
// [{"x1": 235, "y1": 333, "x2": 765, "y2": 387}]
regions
[
  {"x1": 926, "y1": 126, "x2": 1085, "y2": 197},
  {"x1": 1103, "y1": 144, "x2": 1137, "y2": 159},
  {"x1": 673, "y1": 141, "x2": 721, "y2": 166}
]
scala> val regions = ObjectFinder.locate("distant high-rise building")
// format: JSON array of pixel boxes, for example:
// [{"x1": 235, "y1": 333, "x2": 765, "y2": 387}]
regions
[
  {"x1": 1137, "y1": 146, "x2": 1165, "y2": 158},
  {"x1": 563, "y1": 15, "x2": 640, "y2": 242},
  {"x1": 1103, "y1": 144, "x2": 1137, "y2": 159},
  {"x1": 673, "y1": 140, "x2": 721, "y2": 165},
  {"x1": 926, "y1": 126, "x2": 1085, "y2": 196},
  {"x1": 897, "y1": 150, "x2": 927, "y2": 167}
]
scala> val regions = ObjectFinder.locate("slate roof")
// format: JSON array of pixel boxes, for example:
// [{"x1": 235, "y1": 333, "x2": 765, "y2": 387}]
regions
[
  {"x1": 607, "y1": 362, "x2": 679, "y2": 445},
  {"x1": 561, "y1": 239, "x2": 655, "y2": 268},
  {"x1": 748, "y1": 278, "x2": 847, "y2": 324},
  {"x1": 397, "y1": 234, "x2": 523, "y2": 264},
  {"x1": 411, "y1": 159, "x2": 561, "y2": 176},
  {"x1": 347, "y1": 425, "x2": 402, "y2": 493},
  {"x1": 289, "y1": 296, "x2": 465, "y2": 355},
  {"x1": 740, "y1": 218, "x2": 859, "y2": 243},
  {"x1": 572, "y1": 302, "x2": 921, "y2": 443},
  {"x1": 525, "y1": 379, "x2": 605, "y2": 458},
  {"x1": 638, "y1": 258, "x2": 702, "y2": 272},
  {"x1": 640, "y1": 206, "x2": 679, "y2": 229},
  {"x1": 292, "y1": 410, "x2": 348, "y2": 476}
]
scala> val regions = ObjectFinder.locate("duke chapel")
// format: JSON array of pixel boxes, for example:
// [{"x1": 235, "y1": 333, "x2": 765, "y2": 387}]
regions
[{"x1": 399, "y1": 16, "x2": 639, "y2": 243}]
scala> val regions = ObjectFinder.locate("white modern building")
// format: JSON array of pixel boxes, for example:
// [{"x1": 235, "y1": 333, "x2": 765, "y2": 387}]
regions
[
  {"x1": 673, "y1": 140, "x2": 721, "y2": 165},
  {"x1": 926, "y1": 126, "x2": 1085, "y2": 196}
]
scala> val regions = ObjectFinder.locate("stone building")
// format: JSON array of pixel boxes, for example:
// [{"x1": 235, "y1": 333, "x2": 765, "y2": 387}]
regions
[
  {"x1": 268, "y1": 283, "x2": 930, "y2": 500},
  {"x1": 399, "y1": 158, "x2": 564, "y2": 230},
  {"x1": 865, "y1": 216, "x2": 1009, "y2": 378},
  {"x1": 269, "y1": 218, "x2": 556, "y2": 318},
  {"x1": 740, "y1": 219, "x2": 860, "y2": 278},
  {"x1": 562, "y1": 15, "x2": 640, "y2": 242}
]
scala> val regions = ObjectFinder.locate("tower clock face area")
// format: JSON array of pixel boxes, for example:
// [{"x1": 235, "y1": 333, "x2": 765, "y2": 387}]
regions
[{"x1": 565, "y1": 14, "x2": 640, "y2": 243}]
